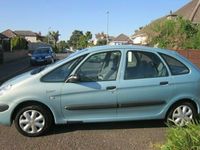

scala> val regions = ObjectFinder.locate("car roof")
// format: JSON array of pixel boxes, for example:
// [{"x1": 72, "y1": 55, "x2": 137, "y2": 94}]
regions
[{"x1": 72, "y1": 45, "x2": 177, "y2": 58}]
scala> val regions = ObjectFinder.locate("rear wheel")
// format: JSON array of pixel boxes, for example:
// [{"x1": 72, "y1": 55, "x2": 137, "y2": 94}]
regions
[
  {"x1": 166, "y1": 102, "x2": 197, "y2": 126},
  {"x1": 14, "y1": 105, "x2": 53, "y2": 137}
]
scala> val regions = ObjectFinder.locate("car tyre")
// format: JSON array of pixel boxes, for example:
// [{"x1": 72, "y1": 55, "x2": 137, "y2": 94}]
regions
[
  {"x1": 51, "y1": 58, "x2": 54, "y2": 64},
  {"x1": 30, "y1": 61, "x2": 35, "y2": 66},
  {"x1": 166, "y1": 102, "x2": 197, "y2": 126},
  {"x1": 14, "y1": 105, "x2": 53, "y2": 137}
]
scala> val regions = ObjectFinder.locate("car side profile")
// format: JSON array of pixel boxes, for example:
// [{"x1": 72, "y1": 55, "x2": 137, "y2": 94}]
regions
[{"x1": 0, "y1": 45, "x2": 200, "y2": 137}]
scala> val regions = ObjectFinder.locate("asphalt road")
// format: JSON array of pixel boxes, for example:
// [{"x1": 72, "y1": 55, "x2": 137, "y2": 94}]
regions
[
  {"x1": 0, "y1": 53, "x2": 166, "y2": 150},
  {"x1": 0, "y1": 121, "x2": 166, "y2": 150}
]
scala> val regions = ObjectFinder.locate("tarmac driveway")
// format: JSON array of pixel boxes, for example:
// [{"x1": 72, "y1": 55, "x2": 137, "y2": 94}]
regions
[{"x1": 0, "y1": 121, "x2": 166, "y2": 150}]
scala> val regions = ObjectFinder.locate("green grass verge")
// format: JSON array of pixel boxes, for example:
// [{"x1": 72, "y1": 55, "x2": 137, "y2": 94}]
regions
[{"x1": 155, "y1": 121, "x2": 200, "y2": 150}]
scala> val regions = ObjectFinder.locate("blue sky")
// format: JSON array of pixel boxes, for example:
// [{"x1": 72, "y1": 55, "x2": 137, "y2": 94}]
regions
[{"x1": 1, "y1": 0, "x2": 189, "y2": 40}]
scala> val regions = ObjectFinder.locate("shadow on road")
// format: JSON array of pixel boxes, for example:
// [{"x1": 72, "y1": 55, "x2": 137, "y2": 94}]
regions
[{"x1": 47, "y1": 120, "x2": 166, "y2": 136}]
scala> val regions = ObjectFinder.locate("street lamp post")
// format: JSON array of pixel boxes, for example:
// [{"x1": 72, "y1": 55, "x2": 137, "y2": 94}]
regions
[{"x1": 106, "y1": 11, "x2": 109, "y2": 45}]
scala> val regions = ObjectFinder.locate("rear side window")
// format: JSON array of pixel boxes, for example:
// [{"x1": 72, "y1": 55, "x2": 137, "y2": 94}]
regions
[
  {"x1": 125, "y1": 51, "x2": 168, "y2": 80},
  {"x1": 160, "y1": 53, "x2": 189, "y2": 75}
]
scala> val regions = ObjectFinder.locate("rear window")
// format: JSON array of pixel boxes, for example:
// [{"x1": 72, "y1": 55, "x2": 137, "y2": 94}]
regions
[{"x1": 160, "y1": 53, "x2": 189, "y2": 75}]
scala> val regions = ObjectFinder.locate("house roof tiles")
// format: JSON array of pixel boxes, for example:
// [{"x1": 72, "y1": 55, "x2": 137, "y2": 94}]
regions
[
  {"x1": 174, "y1": 0, "x2": 200, "y2": 23},
  {"x1": 1, "y1": 29, "x2": 16, "y2": 38},
  {"x1": 14, "y1": 30, "x2": 37, "y2": 37},
  {"x1": 0, "y1": 33, "x2": 8, "y2": 39}
]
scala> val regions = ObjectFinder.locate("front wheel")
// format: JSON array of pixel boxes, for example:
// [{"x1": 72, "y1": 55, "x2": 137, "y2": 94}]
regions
[
  {"x1": 166, "y1": 102, "x2": 197, "y2": 126},
  {"x1": 14, "y1": 105, "x2": 53, "y2": 137},
  {"x1": 51, "y1": 57, "x2": 55, "y2": 64}
]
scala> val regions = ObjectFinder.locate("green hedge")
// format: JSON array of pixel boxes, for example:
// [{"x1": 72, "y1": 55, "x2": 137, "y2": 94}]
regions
[{"x1": 11, "y1": 36, "x2": 28, "y2": 50}]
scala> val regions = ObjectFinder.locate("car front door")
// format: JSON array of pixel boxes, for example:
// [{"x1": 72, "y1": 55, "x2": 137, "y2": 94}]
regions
[
  {"x1": 117, "y1": 50, "x2": 173, "y2": 120},
  {"x1": 61, "y1": 51, "x2": 121, "y2": 122}
]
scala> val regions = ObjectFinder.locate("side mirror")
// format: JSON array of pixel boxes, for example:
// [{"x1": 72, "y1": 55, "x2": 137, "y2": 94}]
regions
[
  {"x1": 27, "y1": 53, "x2": 32, "y2": 57},
  {"x1": 66, "y1": 75, "x2": 80, "y2": 83}
]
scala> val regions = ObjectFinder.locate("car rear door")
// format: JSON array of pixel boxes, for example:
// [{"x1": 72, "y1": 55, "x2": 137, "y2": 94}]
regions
[{"x1": 117, "y1": 49, "x2": 173, "y2": 120}]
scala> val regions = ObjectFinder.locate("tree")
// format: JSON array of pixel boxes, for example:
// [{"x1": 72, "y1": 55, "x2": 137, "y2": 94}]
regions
[
  {"x1": 11, "y1": 36, "x2": 28, "y2": 50},
  {"x1": 67, "y1": 30, "x2": 93, "y2": 50},
  {"x1": 94, "y1": 32, "x2": 107, "y2": 46},
  {"x1": 96, "y1": 39, "x2": 107, "y2": 46},
  {"x1": 85, "y1": 31, "x2": 92, "y2": 41},
  {"x1": 49, "y1": 31, "x2": 60, "y2": 49},
  {"x1": 67, "y1": 30, "x2": 83, "y2": 49},
  {"x1": 57, "y1": 40, "x2": 68, "y2": 51}
]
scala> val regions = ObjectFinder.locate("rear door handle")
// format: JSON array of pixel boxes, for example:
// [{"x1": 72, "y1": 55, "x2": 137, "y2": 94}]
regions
[
  {"x1": 106, "y1": 86, "x2": 116, "y2": 90},
  {"x1": 160, "y1": 81, "x2": 168, "y2": 86}
]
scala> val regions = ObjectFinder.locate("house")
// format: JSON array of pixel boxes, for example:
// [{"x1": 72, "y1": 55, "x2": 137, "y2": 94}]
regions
[
  {"x1": 1, "y1": 29, "x2": 16, "y2": 38},
  {"x1": 109, "y1": 34, "x2": 133, "y2": 45},
  {"x1": 1, "y1": 29, "x2": 44, "y2": 43},
  {"x1": 131, "y1": 30, "x2": 148, "y2": 45},
  {"x1": 93, "y1": 32, "x2": 115, "y2": 45},
  {"x1": 173, "y1": 0, "x2": 200, "y2": 23},
  {"x1": 0, "y1": 33, "x2": 10, "y2": 51},
  {"x1": 1, "y1": 29, "x2": 47, "y2": 50},
  {"x1": 14, "y1": 30, "x2": 44, "y2": 43},
  {"x1": 131, "y1": 0, "x2": 200, "y2": 45},
  {"x1": 93, "y1": 32, "x2": 107, "y2": 45},
  {"x1": 0, "y1": 33, "x2": 8, "y2": 41}
]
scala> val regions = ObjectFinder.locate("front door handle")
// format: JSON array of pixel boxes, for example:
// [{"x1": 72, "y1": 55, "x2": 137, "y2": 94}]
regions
[
  {"x1": 106, "y1": 86, "x2": 116, "y2": 90},
  {"x1": 160, "y1": 81, "x2": 168, "y2": 86}
]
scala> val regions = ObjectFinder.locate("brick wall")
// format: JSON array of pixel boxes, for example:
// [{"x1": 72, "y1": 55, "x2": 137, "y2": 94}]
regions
[
  {"x1": 173, "y1": 50, "x2": 200, "y2": 68},
  {"x1": 4, "y1": 50, "x2": 28, "y2": 63}
]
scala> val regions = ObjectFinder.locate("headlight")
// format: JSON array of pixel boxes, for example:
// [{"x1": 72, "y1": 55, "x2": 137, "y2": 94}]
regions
[
  {"x1": 45, "y1": 55, "x2": 51, "y2": 59},
  {"x1": 0, "y1": 84, "x2": 12, "y2": 96},
  {"x1": 31, "y1": 56, "x2": 36, "y2": 59}
]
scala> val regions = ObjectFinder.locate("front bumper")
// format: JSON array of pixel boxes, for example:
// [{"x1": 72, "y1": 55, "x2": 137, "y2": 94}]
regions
[
  {"x1": 30, "y1": 58, "x2": 52, "y2": 65},
  {"x1": 0, "y1": 103, "x2": 12, "y2": 126}
]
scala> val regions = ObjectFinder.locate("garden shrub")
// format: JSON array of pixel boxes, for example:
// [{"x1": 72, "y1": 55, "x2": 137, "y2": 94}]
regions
[
  {"x1": 144, "y1": 17, "x2": 200, "y2": 50},
  {"x1": 157, "y1": 122, "x2": 200, "y2": 150}
]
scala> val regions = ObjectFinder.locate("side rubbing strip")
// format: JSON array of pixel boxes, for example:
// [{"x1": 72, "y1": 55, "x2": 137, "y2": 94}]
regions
[
  {"x1": 118, "y1": 101, "x2": 166, "y2": 108},
  {"x1": 64, "y1": 101, "x2": 165, "y2": 110},
  {"x1": 65, "y1": 104, "x2": 117, "y2": 110}
]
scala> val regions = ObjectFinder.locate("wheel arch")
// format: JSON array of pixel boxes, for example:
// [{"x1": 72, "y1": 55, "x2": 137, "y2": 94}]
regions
[
  {"x1": 165, "y1": 99, "x2": 198, "y2": 119},
  {"x1": 11, "y1": 100, "x2": 55, "y2": 124}
]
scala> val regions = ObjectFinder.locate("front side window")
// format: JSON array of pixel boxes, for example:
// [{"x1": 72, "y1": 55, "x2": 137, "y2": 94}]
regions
[
  {"x1": 125, "y1": 51, "x2": 168, "y2": 80},
  {"x1": 160, "y1": 53, "x2": 189, "y2": 75},
  {"x1": 76, "y1": 51, "x2": 121, "y2": 82},
  {"x1": 42, "y1": 56, "x2": 85, "y2": 82}
]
